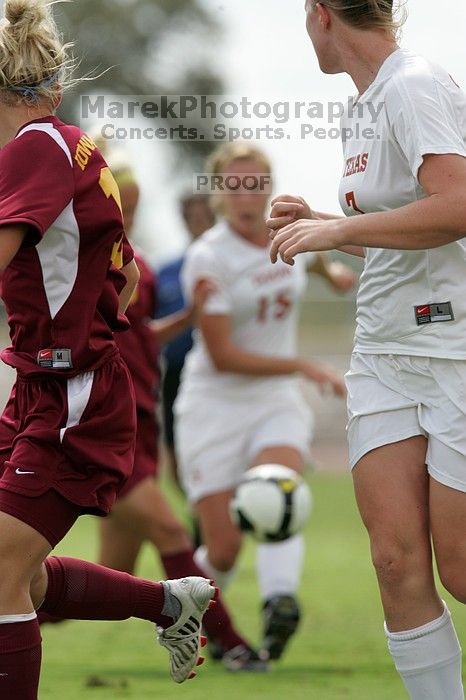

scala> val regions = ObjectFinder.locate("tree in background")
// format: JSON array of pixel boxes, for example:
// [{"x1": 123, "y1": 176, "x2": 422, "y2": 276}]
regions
[{"x1": 56, "y1": 0, "x2": 224, "y2": 166}]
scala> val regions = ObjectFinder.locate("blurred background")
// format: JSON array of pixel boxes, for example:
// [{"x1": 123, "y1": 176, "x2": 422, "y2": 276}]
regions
[
  {"x1": 0, "y1": 3, "x2": 464, "y2": 697},
  {"x1": 51, "y1": 0, "x2": 466, "y2": 261},
  {"x1": 1, "y1": 0, "x2": 466, "y2": 471}
]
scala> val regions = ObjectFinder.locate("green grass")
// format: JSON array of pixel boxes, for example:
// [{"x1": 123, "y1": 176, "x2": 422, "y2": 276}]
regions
[{"x1": 39, "y1": 473, "x2": 466, "y2": 699}]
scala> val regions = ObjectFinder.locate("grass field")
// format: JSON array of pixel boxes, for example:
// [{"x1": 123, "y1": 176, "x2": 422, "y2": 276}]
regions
[{"x1": 39, "y1": 473, "x2": 466, "y2": 699}]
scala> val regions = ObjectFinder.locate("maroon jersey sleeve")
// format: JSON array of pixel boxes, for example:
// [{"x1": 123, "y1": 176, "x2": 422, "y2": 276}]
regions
[
  {"x1": 122, "y1": 234, "x2": 135, "y2": 267},
  {"x1": 0, "y1": 130, "x2": 74, "y2": 242}
]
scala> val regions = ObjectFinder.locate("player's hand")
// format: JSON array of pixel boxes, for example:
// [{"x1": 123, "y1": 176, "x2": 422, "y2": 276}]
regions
[
  {"x1": 267, "y1": 194, "x2": 314, "y2": 235},
  {"x1": 298, "y1": 360, "x2": 346, "y2": 398},
  {"x1": 270, "y1": 219, "x2": 345, "y2": 266},
  {"x1": 191, "y1": 277, "x2": 217, "y2": 322},
  {"x1": 327, "y1": 261, "x2": 357, "y2": 294}
]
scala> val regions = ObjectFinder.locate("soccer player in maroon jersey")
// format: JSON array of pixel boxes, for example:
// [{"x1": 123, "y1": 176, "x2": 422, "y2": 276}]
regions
[
  {"x1": 0, "y1": 1, "x2": 216, "y2": 695},
  {"x1": 94, "y1": 146, "x2": 266, "y2": 670}
]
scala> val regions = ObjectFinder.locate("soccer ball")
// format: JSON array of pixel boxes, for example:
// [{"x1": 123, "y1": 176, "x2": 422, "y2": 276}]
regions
[{"x1": 229, "y1": 464, "x2": 313, "y2": 543}]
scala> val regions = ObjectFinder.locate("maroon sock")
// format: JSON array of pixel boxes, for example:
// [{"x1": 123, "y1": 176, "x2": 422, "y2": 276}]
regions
[
  {"x1": 40, "y1": 557, "x2": 174, "y2": 628},
  {"x1": 0, "y1": 617, "x2": 42, "y2": 699},
  {"x1": 161, "y1": 550, "x2": 246, "y2": 652}
]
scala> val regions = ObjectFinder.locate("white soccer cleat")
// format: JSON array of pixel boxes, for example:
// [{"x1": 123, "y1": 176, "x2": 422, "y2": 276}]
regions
[{"x1": 157, "y1": 577, "x2": 217, "y2": 684}]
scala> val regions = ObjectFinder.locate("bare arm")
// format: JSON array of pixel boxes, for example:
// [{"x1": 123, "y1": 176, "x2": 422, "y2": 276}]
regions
[
  {"x1": 0, "y1": 224, "x2": 27, "y2": 271},
  {"x1": 336, "y1": 245, "x2": 366, "y2": 258},
  {"x1": 200, "y1": 313, "x2": 345, "y2": 396},
  {"x1": 267, "y1": 195, "x2": 365, "y2": 259},
  {"x1": 202, "y1": 314, "x2": 302, "y2": 376},
  {"x1": 148, "y1": 310, "x2": 192, "y2": 345},
  {"x1": 268, "y1": 194, "x2": 342, "y2": 225},
  {"x1": 334, "y1": 155, "x2": 466, "y2": 250},
  {"x1": 307, "y1": 253, "x2": 357, "y2": 293},
  {"x1": 270, "y1": 155, "x2": 466, "y2": 264},
  {"x1": 149, "y1": 278, "x2": 216, "y2": 345},
  {"x1": 119, "y1": 258, "x2": 140, "y2": 313}
]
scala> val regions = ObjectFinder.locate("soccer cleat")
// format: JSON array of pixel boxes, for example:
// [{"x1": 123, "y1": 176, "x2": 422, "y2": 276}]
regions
[
  {"x1": 261, "y1": 595, "x2": 301, "y2": 660},
  {"x1": 156, "y1": 577, "x2": 217, "y2": 683},
  {"x1": 222, "y1": 644, "x2": 269, "y2": 672},
  {"x1": 207, "y1": 635, "x2": 225, "y2": 661}
]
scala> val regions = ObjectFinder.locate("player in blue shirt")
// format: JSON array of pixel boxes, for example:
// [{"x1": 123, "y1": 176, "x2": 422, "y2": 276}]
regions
[{"x1": 157, "y1": 194, "x2": 215, "y2": 484}]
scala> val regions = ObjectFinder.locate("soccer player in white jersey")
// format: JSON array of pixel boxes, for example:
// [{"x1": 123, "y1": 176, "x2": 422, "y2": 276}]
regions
[
  {"x1": 175, "y1": 142, "x2": 353, "y2": 667},
  {"x1": 268, "y1": 1, "x2": 466, "y2": 698}
]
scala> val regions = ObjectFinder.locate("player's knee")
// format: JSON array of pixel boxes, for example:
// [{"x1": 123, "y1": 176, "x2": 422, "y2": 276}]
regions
[
  {"x1": 370, "y1": 543, "x2": 416, "y2": 590},
  {"x1": 209, "y1": 545, "x2": 239, "y2": 573},
  {"x1": 155, "y1": 517, "x2": 186, "y2": 539},
  {"x1": 438, "y1": 561, "x2": 466, "y2": 604},
  {"x1": 153, "y1": 519, "x2": 190, "y2": 549}
]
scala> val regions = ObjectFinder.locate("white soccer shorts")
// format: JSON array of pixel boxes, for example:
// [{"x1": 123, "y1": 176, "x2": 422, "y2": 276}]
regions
[
  {"x1": 346, "y1": 353, "x2": 466, "y2": 492},
  {"x1": 174, "y1": 387, "x2": 312, "y2": 503}
]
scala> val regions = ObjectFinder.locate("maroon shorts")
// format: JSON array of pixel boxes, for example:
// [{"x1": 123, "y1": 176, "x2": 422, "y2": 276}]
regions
[
  {"x1": 0, "y1": 357, "x2": 136, "y2": 545},
  {"x1": 0, "y1": 488, "x2": 81, "y2": 548},
  {"x1": 118, "y1": 408, "x2": 159, "y2": 499}
]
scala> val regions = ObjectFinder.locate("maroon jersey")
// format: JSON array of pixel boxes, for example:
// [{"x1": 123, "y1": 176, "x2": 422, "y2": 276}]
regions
[
  {"x1": 0, "y1": 116, "x2": 134, "y2": 377},
  {"x1": 115, "y1": 252, "x2": 160, "y2": 412}
]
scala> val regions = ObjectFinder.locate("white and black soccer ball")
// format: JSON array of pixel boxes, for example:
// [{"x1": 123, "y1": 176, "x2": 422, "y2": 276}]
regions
[{"x1": 229, "y1": 464, "x2": 313, "y2": 543}]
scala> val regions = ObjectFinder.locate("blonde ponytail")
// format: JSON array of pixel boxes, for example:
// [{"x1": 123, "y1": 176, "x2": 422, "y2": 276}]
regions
[
  {"x1": 312, "y1": 0, "x2": 407, "y2": 37},
  {"x1": 0, "y1": 0, "x2": 74, "y2": 105}
]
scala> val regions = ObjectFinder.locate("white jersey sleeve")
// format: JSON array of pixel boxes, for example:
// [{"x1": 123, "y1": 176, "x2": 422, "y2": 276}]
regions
[
  {"x1": 181, "y1": 240, "x2": 232, "y2": 316},
  {"x1": 386, "y1": 68, "x2": 466, "y2": 180}
]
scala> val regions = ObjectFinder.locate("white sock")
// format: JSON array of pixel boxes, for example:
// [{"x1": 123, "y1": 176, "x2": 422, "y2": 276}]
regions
[
  {"x1": 257, "y1": 534, "x2": 305, "y2": 601},
  {"x1": 385, "y1": 603, "x2": 464, "y2": 700},
  {"x1": 193, "y1": 545, "x2": 236, "y2": 591}
]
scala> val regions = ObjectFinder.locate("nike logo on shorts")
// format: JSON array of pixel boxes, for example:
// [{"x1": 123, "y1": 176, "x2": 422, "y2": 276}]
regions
[{"x1": 15, "y1": 468, "x2": 35, "y2": 475}]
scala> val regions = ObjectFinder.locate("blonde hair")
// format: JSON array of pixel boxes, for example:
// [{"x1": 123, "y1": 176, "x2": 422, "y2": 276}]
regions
[
  {"x1": 105, "y1": 151, "x2": 138, "y2": 191},
  {"x1": 0, "y1": 0, "x2": 74, "y2": 106},
  {"x1": 206, "y1": 142, "x2": 272, "y2": 178},
  {"x1": 312, "y1": 0, "x2": 406, "y2": 36},
  {"x1": 206, "y1": 143, "x2": 273, "y2": 215},
  {"x1": 91, "y1": 132, "x2": 138, "y2": 190}
]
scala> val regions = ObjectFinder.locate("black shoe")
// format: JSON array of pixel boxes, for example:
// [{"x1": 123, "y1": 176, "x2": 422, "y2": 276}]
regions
[
  {"x1": 222, "y1": 645, "x2": 269, "y2": 672},
  {"x1": 192, "y1": 516, "x2": 203, "y2": 549},
  {"x1": 261, "y1": 595, "x2": 301, "y2": 660},
  {"x1": 208, "y1": 636, "x2": 225, "y2": 661}
]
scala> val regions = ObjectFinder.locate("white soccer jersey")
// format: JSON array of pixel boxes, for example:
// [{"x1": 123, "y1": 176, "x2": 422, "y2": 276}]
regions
[
  {"x1": 178, "y1": 220, "x2": 310, "y2": 402},
  {"x1": 339, "y1": 48, "x2": 466, "y2": 359}
]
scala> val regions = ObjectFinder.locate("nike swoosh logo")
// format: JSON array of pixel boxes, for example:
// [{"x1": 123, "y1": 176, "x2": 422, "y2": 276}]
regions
[{"x1": 15, "y1": 468, "x2": 35, "y2": 475}]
